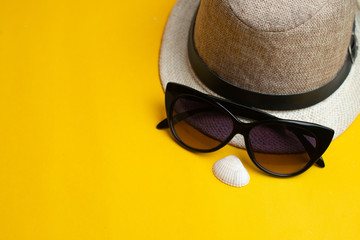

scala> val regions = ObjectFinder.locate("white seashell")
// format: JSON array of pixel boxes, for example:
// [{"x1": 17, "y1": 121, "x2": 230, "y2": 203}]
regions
[{"x1": 212, "y1": 155, "x2": 250, "y2": 187}]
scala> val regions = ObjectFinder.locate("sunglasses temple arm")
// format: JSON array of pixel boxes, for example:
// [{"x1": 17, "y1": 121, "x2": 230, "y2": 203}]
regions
[
  {"x1": 315, "y1": 157, "x2": 325, "y2": 168},
  {"x1": 156, "y1": 118, "x2": 169, "y2": 129},
  {"x1": 158, "y1": 96, "x2": 277, "y2": 130},
  {"x1": 212, "y1": 97, "x2": 277, "y2": 120},
  {"x1": 156, "y1": 107, "x2": 217, "y2": 130}
]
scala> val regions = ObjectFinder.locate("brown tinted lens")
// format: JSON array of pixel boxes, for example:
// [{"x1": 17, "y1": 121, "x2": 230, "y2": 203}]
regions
[
  {"x1": 171, "y1": 96, "x2": 234, "y2": 150},
  {"x1": 248, "y1": 123, "x2": 317, "y2": 175}
]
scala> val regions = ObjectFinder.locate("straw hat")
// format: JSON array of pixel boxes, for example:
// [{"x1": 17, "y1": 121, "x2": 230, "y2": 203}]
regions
[{"x1": 159, "y1": 0, "x2": 360, "y2": 147}]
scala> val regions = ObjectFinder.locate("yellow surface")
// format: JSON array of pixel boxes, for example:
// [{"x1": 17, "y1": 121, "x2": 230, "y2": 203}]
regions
[{"x1": 0, "y1": 1, "x2": 359, "y2": 239}]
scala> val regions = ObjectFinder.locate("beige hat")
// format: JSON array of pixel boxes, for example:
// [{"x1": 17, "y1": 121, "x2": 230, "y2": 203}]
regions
[{"x1": 159, "y1": 0, "x2": 360, "y2": 147}]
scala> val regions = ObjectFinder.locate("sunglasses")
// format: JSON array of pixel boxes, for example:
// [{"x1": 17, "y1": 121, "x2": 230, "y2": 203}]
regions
[{"x1": 157, "y1": 82, "x2": 335, "y2": 177}]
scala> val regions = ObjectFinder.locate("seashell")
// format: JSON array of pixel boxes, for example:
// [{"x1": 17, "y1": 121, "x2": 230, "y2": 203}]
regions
[{"x1": 212, "y1": 155, "x2": 250, "y2": 187}]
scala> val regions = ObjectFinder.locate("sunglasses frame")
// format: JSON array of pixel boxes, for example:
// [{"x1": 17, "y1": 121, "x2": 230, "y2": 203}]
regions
[{"x1": 158, "y1": 82, "x2": 335, "y2": 177}]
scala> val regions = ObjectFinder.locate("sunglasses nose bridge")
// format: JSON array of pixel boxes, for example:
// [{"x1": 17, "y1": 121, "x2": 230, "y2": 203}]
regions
[{"x1": 232, "y1": 119, "x2": 248, "y2": 136}]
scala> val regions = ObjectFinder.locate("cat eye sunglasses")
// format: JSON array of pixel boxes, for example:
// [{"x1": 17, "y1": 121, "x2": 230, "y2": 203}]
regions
[{"x1": 157, "y1": 82, "x2": 334, "y2": 177}]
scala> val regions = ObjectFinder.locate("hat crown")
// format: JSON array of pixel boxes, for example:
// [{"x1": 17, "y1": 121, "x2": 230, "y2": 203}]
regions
[
  {"x1": 229, "y1": 0, "x2": 327, "y2": 32},
  {"x1": 194, "y1": 0, "x2": 356, "y2": 95}
]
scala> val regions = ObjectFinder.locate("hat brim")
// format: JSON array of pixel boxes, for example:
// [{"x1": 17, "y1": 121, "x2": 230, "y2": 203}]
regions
[{"x1": 159, "y1": 0, "x2": 360, "y2": 147}]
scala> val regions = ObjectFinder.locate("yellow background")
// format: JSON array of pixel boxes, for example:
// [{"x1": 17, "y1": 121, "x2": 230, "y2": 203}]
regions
[{"x1": 0, "y1": 1, "x2": 359, "y2": 239}]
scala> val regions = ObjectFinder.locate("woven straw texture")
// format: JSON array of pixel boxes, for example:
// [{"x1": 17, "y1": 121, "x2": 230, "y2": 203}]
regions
[
  {"x1": 159, "y1": 0, "x2": 360, "y2": 148},
  {"x1": 194, "y1": 0, "x2": 354, "y2": 94}
]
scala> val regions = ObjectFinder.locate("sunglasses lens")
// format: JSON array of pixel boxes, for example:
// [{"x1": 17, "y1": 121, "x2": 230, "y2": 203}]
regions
[
  {"x1": 248, "y1": 124, "x2": 317, "y2": 175},
  {"x1": 171, "y1": 96, "x2": 234, "y2": 150}
]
